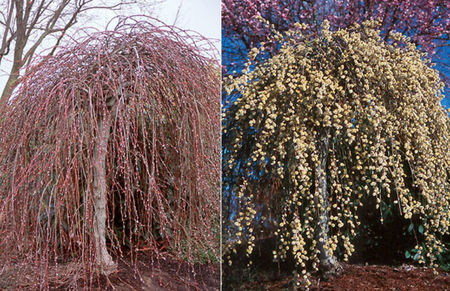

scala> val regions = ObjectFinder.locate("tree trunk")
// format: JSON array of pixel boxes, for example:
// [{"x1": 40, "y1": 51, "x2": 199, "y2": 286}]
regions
[
  {"x1": 314, "y1": 131, "x2": 339, "y2": 276},
  {"x1": 0, "y1": 62, "x2": 20, "y2": 108},
  {"x1": 92, "y1": 115, "x2": 117, "y2": 275},
  {"x1": 0, "y1": 26, "x2": 26, "y2": 108}
]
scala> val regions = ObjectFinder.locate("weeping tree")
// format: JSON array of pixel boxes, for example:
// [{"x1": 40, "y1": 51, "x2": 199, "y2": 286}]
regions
[
  {"x1": 0, "y1": 17, "x2": 220, "y2": 286},
  {"x1": 223, "y1": 20, "x2": 449, "y2": 288}
]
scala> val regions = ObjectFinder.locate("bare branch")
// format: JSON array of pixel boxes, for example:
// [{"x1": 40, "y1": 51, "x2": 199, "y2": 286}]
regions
[
  {"x1": 0, "y1": 0, "x2": 165, "y2": 106},
  {"x1": 0, "y1": 0, "x2": 15, "y2": 61}
]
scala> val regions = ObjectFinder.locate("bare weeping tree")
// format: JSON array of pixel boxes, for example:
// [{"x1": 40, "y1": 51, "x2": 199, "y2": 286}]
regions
[
  {"x1": 0, "y1": 17, "x2": 219, "y2": 288},
  {"x1": 0, "y1": 0, "x2": 163, "y2": 107}
]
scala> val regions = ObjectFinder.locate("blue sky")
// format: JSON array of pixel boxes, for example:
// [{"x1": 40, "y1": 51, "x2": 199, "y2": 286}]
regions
[{"x1": 434, "y1": 45, "x2": 450, "y2": 108}]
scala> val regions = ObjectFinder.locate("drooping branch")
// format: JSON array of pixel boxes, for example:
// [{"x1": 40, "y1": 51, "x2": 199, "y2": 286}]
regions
[{"x1": 0, "y1": 0, "x2": 164, "y2": 107}]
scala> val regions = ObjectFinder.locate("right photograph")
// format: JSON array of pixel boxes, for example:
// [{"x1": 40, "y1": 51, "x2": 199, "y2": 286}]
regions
[{"x1": 221, "y1": 1, "x2": 450, "y2": 290}]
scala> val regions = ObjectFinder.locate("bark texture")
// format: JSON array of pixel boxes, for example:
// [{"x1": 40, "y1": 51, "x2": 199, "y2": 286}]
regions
[
  {"x1": 315, "y1": 132, "x2": 339, "y2": 276},
  {"x1": 0, "y1": 49, "x2": 22, "y2": 107},
  {"x1": 92, "y1": 115, "x2": 117, "y2": 275}
]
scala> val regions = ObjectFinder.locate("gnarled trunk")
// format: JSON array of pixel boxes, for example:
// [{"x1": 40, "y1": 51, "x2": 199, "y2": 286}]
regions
[
  {"x1": 314, "y1": 131, "x2": 339, "y2": 276},
  {"x1": 92, "y1": 114, "x2": 117, "y2": 275}
]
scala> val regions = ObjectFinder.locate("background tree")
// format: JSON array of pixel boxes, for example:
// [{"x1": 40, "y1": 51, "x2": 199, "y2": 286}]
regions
[
  {"x1": 0, "y1": 0, "x2": 162, "y2": 107},
  {"x1": 223, "y1": 20, "x2": 449, "y2": 288},
  {"x1": 0, "y1": 17, "x2": 219, "y2": 288},
  {"x1": 222, "y1": 0, "x2": 449, "y2": 105}
]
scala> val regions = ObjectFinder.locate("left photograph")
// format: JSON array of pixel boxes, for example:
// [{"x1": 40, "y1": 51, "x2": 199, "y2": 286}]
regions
[{"x1": 0, "y1": 1, "x2": 221, "y2": 290}]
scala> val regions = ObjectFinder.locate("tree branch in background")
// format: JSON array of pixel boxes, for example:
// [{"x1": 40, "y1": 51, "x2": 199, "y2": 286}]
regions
[{"x1": 0, "y1": 0, "x2": 163, "y2": 107}]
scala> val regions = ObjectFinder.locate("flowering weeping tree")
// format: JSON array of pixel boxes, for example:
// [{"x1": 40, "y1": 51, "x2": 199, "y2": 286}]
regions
[
  {"x1": 0, "y1": 17, "x2": 219, "y2": 287},
  {"x1": 223, "y1": 20, "x2": 449, "y2": 288}
]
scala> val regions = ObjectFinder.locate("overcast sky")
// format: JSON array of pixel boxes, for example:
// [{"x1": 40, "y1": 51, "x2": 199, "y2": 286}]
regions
[
  {"x1": 0, "y1": 0, "x2": 221, "y2": 94},
  {"x1": 158, "y1": 0, "x2": 220, "y2": 43}
]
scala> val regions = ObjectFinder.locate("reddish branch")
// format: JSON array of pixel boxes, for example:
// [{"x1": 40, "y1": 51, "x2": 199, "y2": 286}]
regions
[{"x1": 0, "y1": 0, "x2": 160, "y2": 107}]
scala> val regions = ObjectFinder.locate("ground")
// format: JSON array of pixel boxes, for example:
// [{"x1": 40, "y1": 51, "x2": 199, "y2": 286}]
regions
[
  {"x1": 0, "y1": 252, "x2": 219, "y2": 290},
  {"x1": 103, "y1": 253, "x2": 220, "y2": 291},
  {"x1": 233, "y1": 264, "x2": 450, "y2": 290}
]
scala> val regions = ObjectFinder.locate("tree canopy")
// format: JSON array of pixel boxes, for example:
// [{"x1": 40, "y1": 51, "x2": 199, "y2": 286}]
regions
[
  {"x1": 222, "y1": 0, "x2": 450, "y2": 105},
  {"x1": 0, "y1": 0, "x2": 162, "y2": 107},
  {"x1": 223, "y1": 20, "x2": 449, "y2": 288},
  {"x1": 0, "y1": 17, "x2": 220, "y2": 288}
]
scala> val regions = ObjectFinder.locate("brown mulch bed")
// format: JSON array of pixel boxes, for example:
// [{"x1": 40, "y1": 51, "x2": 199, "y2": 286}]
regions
[
  {"x1": 235, "y1": 264, "x2": 449, "y2": 290},
  {"x1": 313, "y1": 264, "x2": 449, "y2": 291}
]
